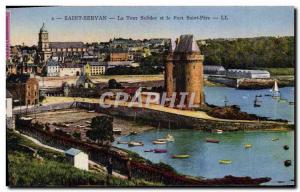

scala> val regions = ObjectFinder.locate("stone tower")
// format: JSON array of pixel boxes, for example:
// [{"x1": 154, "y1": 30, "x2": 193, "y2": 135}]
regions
[
  {"x1": 38, "y1": 23, "x2": 51, "y2": 62},
  {"x1": 164, "y1": 40, "x2": 176, "y2": 97},
  {"x1": 172, "y1": 34, "x2": 204, "y2": 106}
]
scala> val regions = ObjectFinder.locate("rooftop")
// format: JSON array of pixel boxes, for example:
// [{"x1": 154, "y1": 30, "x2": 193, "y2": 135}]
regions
[
  {"x1": 174, "y1": 35, "x2": 200, "y2": 53},
  {"x1": 65, "y1": 148, "x2": 82, "y2": 156},
  {"x1": 49, "y1": 42, "x2": 86, "y2": 49},
  {"x1": 227, "y1": 69, "x2": 270, "y2": 74}
]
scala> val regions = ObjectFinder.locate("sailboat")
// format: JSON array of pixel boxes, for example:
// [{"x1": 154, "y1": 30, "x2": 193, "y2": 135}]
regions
[
  {"x1": 253, "y1": 95, "x2": 262, "y2": 107},
  {"x1": 153, "y1": 122, "x2": 167, "y2": 144},
  {"x1": 155, "y1": 121, "x2": 175, "y2": 143},
  {"x1": 271, "y1": 80, "x2": 280, "y2": 98}
]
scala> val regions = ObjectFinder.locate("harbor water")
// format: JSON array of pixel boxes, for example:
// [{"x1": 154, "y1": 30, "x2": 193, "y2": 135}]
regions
[
  {"x1": 204, "y1": 86, "x2": 294, "y2": 123},
  {"x1": 114, "y1": 86, "x2": 295, "y2": 186},
  {"x1": 114, "y1": 130, "x2": 294, "y2": 186}
]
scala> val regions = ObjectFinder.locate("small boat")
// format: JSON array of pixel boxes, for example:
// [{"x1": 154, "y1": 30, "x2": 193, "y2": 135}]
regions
[
  {"x1": 154, "y1": 149, "x2": 167, "y2": 153},
  {"x1": 165, "y1": 134, "x2": 175, "y2": 142},
  {"x1": 128, "y1": 141, "x2": 144, "y2": 147},
  {"x1": 283, "y1": 145, "x2": 289, "y2": 150},
  {"x1": 244, "y1": 144, "x2": 252, "y2": 148},
  {"x1": 85, "y1": 121, "x2": 91, "y2": 124},
  {"x1": 256, "y1": 94, "x2": 262, "y2": 97},
  {"x1": 153, "y1": 140, "x2": 167, "y2": 145},
  {"x1": 284, "y1": 160, "x2": 292, "y2": 167},
  {"x1": 88, "y1": 110, "x2": 95, "y2": 113},
  {"x1": 144, "y1": 149, "x2": 154, "y2": 152},
  {"x1": 129, "y1": 131, "x2": 138, "y2": 135},
  {"x1": 113, "y1": 128, "x2": 122, "y2": 135},
  {"x1": 289, "y1": 102, "x2": 295, "y2": 105},
  {"x1": 265, "y1": 94, "x2": 272, "y2": 97},
  {"x1": 278, "y1": 98, "x2": 288, "y2": 103},
  {"x1": 219, "y1": 160, "x2": 232, "y2": 164},
  {"x1": 117, "y1": 141, "x2": 128, "y2": 144},
  {"x1": 156, "y1": 134, "x2": 175, "y2": 142},
  {"x1": 271, "y1": 80, "x2": 280, "y2": 98},
  {"x1": 212, "y1": 129, "x2": 223, "y2": 134},
  {"x1": 172, "y1": 154, "x2": 190, "y2": 159},
  {"x1": 206, "y1": 138, "x2": 220, "y2": 143},
  {"x1": 254, "y1": 95, "x2": 262, "y2": 107},
  {"x1": 272, "y1": 138, "x2": 279, "y2": 141},
  {"x1": 216, "y1": 129, "x2": 223, "y2": 134}
]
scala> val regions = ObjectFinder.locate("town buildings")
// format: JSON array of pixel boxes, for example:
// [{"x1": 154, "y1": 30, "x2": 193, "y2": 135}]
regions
[
  {"x1": 7, "y1": 74, "x2": 39, "y2": 106},
  {"x1": 46, "y1": 59, "x2": 60, "y2": 77},
  {"x1": 7, "y1": 23, "x2": 170, "y2": 77},
  {"x1": 59, "y1": 63, "x2": 82, "y2": 77},
  {"x1": 88, "y1": 62, "x2": 106, "y2": 76},
  {"x1": 109, "y1": 49, "x2": 129, "y2": 61},
  {"x1": 38, "y1": 23, "x2": 86, "y2": 63}
]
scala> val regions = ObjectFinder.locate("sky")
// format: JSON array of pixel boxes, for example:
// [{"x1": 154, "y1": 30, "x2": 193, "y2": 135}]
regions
[{"x1": 7, "y1": 6, "x2": 295, "y2": 46}]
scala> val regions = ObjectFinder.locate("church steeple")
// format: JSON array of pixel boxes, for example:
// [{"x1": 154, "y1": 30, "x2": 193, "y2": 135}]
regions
[
  {"x1": 38, "y1": 22, "x2": 51, "y2": 62},
  {"x1": 40, "y1": 22, "x2": 47, "y2": 33}
]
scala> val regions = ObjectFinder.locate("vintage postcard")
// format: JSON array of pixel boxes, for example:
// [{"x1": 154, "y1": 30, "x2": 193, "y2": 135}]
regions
[{"x1": 6, "y1": 6, "x2": 295, "y2": 187}]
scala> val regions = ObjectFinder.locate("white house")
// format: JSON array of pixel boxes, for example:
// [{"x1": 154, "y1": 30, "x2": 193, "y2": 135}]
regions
[
  {"x1": 65, "y1": 148, "x2": 89, "y2": 171},
  {"x1": 6, "y1": 91, "x2": 14, "y2": 130},
  {"x1": 6, "y1": 91, "x2": 12, "y2": 118},
  {"x1": 46, "y1": 59, "x2": 60, "y2": 77}
]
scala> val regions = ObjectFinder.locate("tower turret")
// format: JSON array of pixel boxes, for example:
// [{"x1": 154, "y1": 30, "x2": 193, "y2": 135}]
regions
[{"x1": 173, "y1": 34, "x2": 204, "y2": 106}]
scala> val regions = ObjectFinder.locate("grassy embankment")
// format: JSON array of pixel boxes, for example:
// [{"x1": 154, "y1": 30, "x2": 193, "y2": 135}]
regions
[
  {"x1": 261, "y1": 68, "x2": 294, "y2": 76},
  {"x1": 7, "y1": 130, "x2": 162, "y2": 187}
]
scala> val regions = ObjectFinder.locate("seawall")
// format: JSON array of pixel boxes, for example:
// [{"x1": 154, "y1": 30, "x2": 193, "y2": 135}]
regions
[
  {"x1": 77, "y1": 102, "x2": 291, "y2": 131},
  {"x1": 13, "y1": 102, "x2": 291, "y2": 131}
]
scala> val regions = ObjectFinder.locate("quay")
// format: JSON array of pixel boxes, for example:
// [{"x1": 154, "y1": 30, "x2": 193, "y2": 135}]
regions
[{"x1": 13, "y1": 97, "x2": 291, "y2": 131}]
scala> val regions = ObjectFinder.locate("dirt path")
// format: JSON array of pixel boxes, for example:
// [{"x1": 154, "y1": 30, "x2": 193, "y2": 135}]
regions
[{"x1": 15, "y1": 131, "x2": 128, "y2": 179}]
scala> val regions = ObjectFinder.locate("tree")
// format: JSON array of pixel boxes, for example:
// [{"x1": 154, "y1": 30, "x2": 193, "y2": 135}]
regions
[{"x1": 86, "y1": 116, "x2": 114, "y2": 146}]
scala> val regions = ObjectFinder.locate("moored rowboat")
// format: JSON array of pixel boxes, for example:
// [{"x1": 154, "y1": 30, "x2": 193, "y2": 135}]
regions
[
  {"x1": 153, "y1": 140, "x2": 167, "y2": 145},
  {"x1": 244, "y1": 144, "x2": 252, "y2": 148},
  {"x1": 117, "y1": 141, "x2": 128, "y2": 144},
  {"x1": 128, "y1": 141, "x2": 144, "y2": 147},
  {"x1": 206, "y1": 138, "x2": 220, "y2": 143},
  {"x1": 172, "y1": 154, "x2": 190, "y2": 159},
  {"x1": 144, "y1": 149, "x2": 154, "y2": 152},
  {"x1": 219, "y1": 160, "x2": 232, "y2": 164},
  {"x1": 154, "y1": 149, "x2": 167, "y2": 153}
]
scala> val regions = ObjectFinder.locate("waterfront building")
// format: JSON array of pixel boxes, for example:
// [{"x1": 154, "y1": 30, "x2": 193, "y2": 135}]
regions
[
  {"x1": 165, "y1": 34, "x2": 205, "y2": 106},
  {"x1": 6, "y1": 74, "x2": 39, "y2": 106},
  {"x1": 226, "y1": 69, "x2": 270, "y2": 79},
  {"x1": 204, "y1": 65, "x2": 226, "y2": 75},
  {"x1": 65, "y1": 148, "x2": 89, "y2": 171}
]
